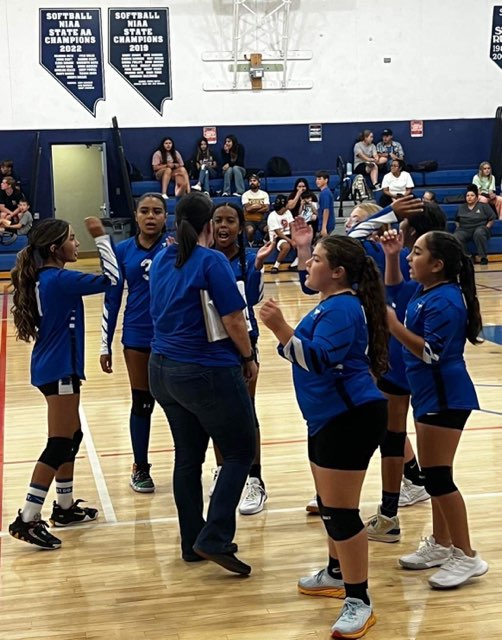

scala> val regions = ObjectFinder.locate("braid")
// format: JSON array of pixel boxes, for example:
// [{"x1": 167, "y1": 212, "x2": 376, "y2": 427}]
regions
[{"x1": 458, "y1": 253, "x2": 483, "y2": 344}]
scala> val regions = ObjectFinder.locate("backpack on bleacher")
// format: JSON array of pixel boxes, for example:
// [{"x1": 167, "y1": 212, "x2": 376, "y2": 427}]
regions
[
  {"x1": 351, "y1": 174, "x2": 370, "y2": 203},
  {"x1": 266, "y1": 156, "x2": 291, "y2": 177}
]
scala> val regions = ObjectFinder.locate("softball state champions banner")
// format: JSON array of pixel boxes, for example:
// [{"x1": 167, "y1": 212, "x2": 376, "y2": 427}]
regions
[
  {"x1": 108, "y1": 8, "x2": 172, "y2": 114},
  {"x1": 39, "y1": 9, "x2": 105, "y2": 116},
  {"x1": 490, "y1": 6, "x2": 502, "y2": 69}
]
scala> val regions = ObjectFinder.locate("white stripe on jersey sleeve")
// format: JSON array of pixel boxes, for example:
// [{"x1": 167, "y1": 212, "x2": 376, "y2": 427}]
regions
[
  {"x1": 283, "y1": 335, "x2": 309, "y2": 371},
  {"x1": 347, "y1": 208, "x2": 398, "y2": 239},
  {"x1": 94, "y1": 235, "x2": 120, "y2": 285},
  {"x1": 422, "y1": 341, "x2": 440, "y2": 364}
]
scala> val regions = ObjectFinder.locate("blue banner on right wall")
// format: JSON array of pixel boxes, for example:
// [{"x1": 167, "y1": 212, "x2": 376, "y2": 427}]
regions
[
  {"x1": 490, "y1": 6, "x2": 502, "y2": 68},
  {"x1": 109, "y1": 8, "x2": 172, "y2": 114}
]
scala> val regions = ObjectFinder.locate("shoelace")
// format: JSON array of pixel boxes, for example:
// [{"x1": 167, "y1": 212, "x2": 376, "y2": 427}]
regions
[
  {"x1": 415, "y1": 537, "x2": 436, "y2": 556},
  {"x1": 340, "y1": 600, "x2": 359, "y2": 621},
  {"x1": 243, "y1": 484, "x2": 262, "y2": 503}
]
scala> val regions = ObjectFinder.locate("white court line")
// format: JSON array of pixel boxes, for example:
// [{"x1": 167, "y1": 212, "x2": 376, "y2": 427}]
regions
[
  {"x1": 79, "y1": 405, "x2": 117, "y2": 523},
  {"x1": 2, "y1": 490, "x2": 501, "y2": 537}
]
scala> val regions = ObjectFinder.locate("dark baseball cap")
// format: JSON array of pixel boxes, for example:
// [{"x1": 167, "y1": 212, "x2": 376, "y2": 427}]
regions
[{"x1": 382, "y1": 128, "x2": 393, "y2": 136}]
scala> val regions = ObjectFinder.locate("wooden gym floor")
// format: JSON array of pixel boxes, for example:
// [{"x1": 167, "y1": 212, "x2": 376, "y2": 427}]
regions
[{"x1": 0, "y1": 263, "x2": 502, "y2": 639}]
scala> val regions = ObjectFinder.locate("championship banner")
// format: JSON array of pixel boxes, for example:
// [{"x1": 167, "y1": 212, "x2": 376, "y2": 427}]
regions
[
  {"x1": 40, "y1": 9, "x2": 105, "y2": 116},
  {"x1": 109, "y1": 8, "x2": 172, "y2": 114},
  {"x1": 490, "y1": 6, "x2": 502, "y2": 69}
]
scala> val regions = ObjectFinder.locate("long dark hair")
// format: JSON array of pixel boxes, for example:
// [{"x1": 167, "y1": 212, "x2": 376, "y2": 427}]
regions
[
  {"x1": 423, "y1": 231, "x2": 482, "y2": 344},
  {"x1": 11, "y1": 219, "x2": 70, "y2": 342},
  {"x1": 212, "y1": 202, "x2": 247, "y2": 279},
  {"x1": 224, "y1": 134, "x2": 239, "y2": 162},
  {"x1": 157, "y1": 137, "x2": 178, "y2": 164},
  {"x1": 175, "y1": 193, "x2": 213, "y2": 268},
  {"x1": 318, "y1": 235, "x2": 389, "y2": 377},
  {"x1": 195, "y1": 137, "x2": 211, "y2": 163},
  {"x1": 405, "y1": 202, "x2": 446, "y2": 241}
]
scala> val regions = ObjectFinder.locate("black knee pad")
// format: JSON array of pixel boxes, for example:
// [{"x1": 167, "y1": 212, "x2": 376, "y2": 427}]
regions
[
  {"x1": 131, "y1": 389, "x2": 155, "y2": 417},
  {"x1": 321, "y1": 507, "x2": 364, "y2": 541},
  {"x1": 69, "y1": 429, "x2": 83, "y2": 461},
  {"x1": 38, "y1": 437, "x2": 74, "y2": 470},
  {"x1": 422, "y1": 466, "x2": 457, "y2": 497},
  {"x1": 380, "y1": 430, "x2": 406, "y2": 458}
]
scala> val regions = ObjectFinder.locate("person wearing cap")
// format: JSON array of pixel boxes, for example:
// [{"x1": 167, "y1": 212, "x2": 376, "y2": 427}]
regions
[
  {"x1": 376, "y1": 129, "x2": 405, "y2": 173},
  {"x1": 241, "y1": 174, "x2": 270, "y2": 245}
]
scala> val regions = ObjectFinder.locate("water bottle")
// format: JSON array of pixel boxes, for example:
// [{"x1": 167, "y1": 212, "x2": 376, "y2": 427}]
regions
[{"x1": 346, "y1": 162, "x2": 353, "y2": 176}]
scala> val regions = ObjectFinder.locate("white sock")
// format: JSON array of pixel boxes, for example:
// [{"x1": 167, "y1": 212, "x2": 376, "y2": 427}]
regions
[
  {"x1": 290, "y1": 257, "x2": 298, "y2": 267},
  {"x1": 21, "y1": 483, "x2": 48, "y2": 522},
  {"x1": 273, "y1": 261, "x2": 281, "y2": 269},
  {"x1": 56, "y1": 479, "x2": 74, "y2": 510}
]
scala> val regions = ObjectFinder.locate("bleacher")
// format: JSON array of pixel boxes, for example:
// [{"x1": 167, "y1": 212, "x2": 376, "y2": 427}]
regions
[{"x1": 128, "y1": 167, "x2": 502, "y2": 259}]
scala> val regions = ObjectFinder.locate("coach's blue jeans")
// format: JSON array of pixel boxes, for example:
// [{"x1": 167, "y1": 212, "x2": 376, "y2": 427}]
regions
[{"x1": 149, "y1": 354, "x2": 255, "y2": 557}]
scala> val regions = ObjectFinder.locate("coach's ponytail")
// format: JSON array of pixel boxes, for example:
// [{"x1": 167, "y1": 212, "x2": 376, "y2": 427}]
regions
[{"x1": 175, "y1": 193, "x2": 213, "y2": 268}]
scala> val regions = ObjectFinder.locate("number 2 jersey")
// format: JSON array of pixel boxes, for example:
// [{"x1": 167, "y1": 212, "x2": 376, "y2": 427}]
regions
[
  {"x1": 403, "y1": 281, "x2": 479, "y2": 418},
  {"x1": 31, "y1": 235, "x2": 119, "y2": 387},
  {"x1": 101, "y1": 234, "x2": 168, "y2": 355}
]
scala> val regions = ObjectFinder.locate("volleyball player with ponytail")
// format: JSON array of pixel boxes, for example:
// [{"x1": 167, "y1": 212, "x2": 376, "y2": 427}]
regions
[
  {"x1": 148, "y1": 193, "x2": 256, "y2": 575},
  {"x1": 260, "y1": 236, "x2": 388, "y2": 639},
  {"x1": 387, "y1": 231, "x2": 488, "y2": 589},
  {"x1": 9, "y1": 217, "x2": 119, "y2": 549}
]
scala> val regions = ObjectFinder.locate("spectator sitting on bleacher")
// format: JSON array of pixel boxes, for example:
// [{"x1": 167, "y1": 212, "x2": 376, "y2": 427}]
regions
[
  {"x1": 152, "y1": 137, "x2": 190, "y2": 200},
  {"x1": 454, "y1": 184, "x2": 496, "y2": 265},
  {"x1": 472, "y1": 161, "x2": 502, "y2": 219},
  {"x1": 0, "y1": 197, "x2": 33, "y2": 243},
  {"x1": 0, "y1": 176, "x2": 23, "y2": 220},
  {"x1": 191, "y1": 137, "x2": 218, "y2": 195},
  {"x1": 286, "y1": 177, "x2": 311, "y2": 217},
  {"x1": 221, "y1": 135, "x2": 246, "y2": 196},
  {"x1": 376, "y1": 129, "x2": 405, "y2": 173},
  {"x1": 353, "y1": 130, "x2": 381, "y2": 191},
  {"x1": 0, "y1": 159, "x2": 20, "y2": 190},
  {"x1": 267, "y1": 194, "x2": 297, "y2": 273},
  {"x1": 242, "y1": 174, "x2": 269, "y2": 245},
  {"x1": 379, "y1": 159, "x2": 414, "y2": 207},
  {"x1": 422, "y1": 190, "x2": 437, "y2": 202}
]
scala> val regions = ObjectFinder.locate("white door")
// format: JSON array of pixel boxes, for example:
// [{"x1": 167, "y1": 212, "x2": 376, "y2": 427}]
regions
[{"x1": 51, "y1": 143, "x2": 109, "y2": 253}]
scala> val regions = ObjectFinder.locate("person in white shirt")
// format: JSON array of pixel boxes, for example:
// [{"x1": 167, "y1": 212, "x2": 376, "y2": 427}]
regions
[
  {"x1": 379, "y1": 159, "x2": 414, "y2": 207},
  {"x1": 267, "y1": 195, "x2": 297, "y2": 273},
  {"x1": 241, "y1": 175, "x2": 270, "y2": 245}
]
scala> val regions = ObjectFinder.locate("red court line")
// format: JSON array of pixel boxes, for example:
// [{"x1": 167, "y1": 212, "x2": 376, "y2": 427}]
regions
[{"x1": 0, "y1": 288, "x2": 9, "y2": 532}]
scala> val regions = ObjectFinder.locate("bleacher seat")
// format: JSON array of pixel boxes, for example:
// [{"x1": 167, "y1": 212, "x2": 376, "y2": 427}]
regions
[
  {"x1": 423, "y1": 169, "x2": 477, "y2": 186},
  {"x1": 0, "y1": 234, "x2": 28, "y2": 271}
]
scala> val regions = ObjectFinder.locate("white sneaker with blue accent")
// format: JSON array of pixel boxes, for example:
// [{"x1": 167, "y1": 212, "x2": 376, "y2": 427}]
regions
[
  {"x1": 330, "y1": 597, "x2": 376, "y2": 639},
  {"x1": 239, "y1": 477, "x2": 267, "y2": 515}
]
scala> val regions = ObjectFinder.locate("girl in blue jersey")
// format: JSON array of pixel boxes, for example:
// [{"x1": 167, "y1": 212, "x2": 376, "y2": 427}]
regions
[
  {"x1": 9, "y1": 217, "x2": 119, "y2": 550},
  {"x1": 366, "y1": 205, "x2": 447, "y2": 543},
  {"x1": 386, "y1": 230, "x2": 488, "y2": 589},
  {"x1": 211, "y1": 202, "x2": 273, "y2": 515},
  {"x1": 260, "y1": 236, "x2": 389, "y2": 639},
  {"x1": 100, "y1": 193, "x2": 167, "y2": 493},
  {"x1": 148, "y1": 192, "x2": 256, "y2": 575}
]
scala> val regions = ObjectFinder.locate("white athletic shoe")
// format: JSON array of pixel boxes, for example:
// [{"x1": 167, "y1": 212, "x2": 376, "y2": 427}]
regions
[
  {"x1": 398, "y1": 477, "x2": 430, "y2": 507},
  {"x1": 192, "y1": 183, "x2": 202, "y2": 191},
  {"x1": 297, "y1": 567, "x2": 345, "y2": 598},
  {"x1": 306, "y1": 496, "x2": 320, "y2": 514},
  {"x1": 330, "y1": 597, "x2": 376, "y2": 639},
  {"x1": 239, "y1": 478, "x2": 267, "y2": 515},
  {"x1": 399, "y1": 535, "x2": 452, "y2": 570},
  {"x1": 366, "y1": 506, "x2": 400, "y2": 543},
  {"x1": 208, "y1": 466, "x2": 221, "y2": 498},
  {"x1": 428, "y1": 548, "x2": 488, "y2": 589}
]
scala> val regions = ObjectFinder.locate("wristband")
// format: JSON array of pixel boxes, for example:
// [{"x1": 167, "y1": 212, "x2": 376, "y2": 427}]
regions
[{"x1": 241, "y1": 352, "x2": 255, "y2": 363}]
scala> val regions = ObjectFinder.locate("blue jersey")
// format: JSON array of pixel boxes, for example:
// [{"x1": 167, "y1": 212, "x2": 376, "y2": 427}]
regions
[
  {"x1": 403, "y1": 282, "x2": 479, "y2": 417},
  {"x1": 149, "y1": 244, "x2": 247, "y2": 367},
  {"x1": 101, "y1": 234, "x2": 167, "y2": 354},
  {"x1": 318, "y1": 188, "x2": 335, "y2": 234},
  {"x1": 31, "y1": 236, "x2": 119, "y2": 387},
  {"x1": 279, "y1": 292, "x2": 384, "y2": 436},
  {"x1": 228, "y1": 250, "x2": 263, "y2": 341}
]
